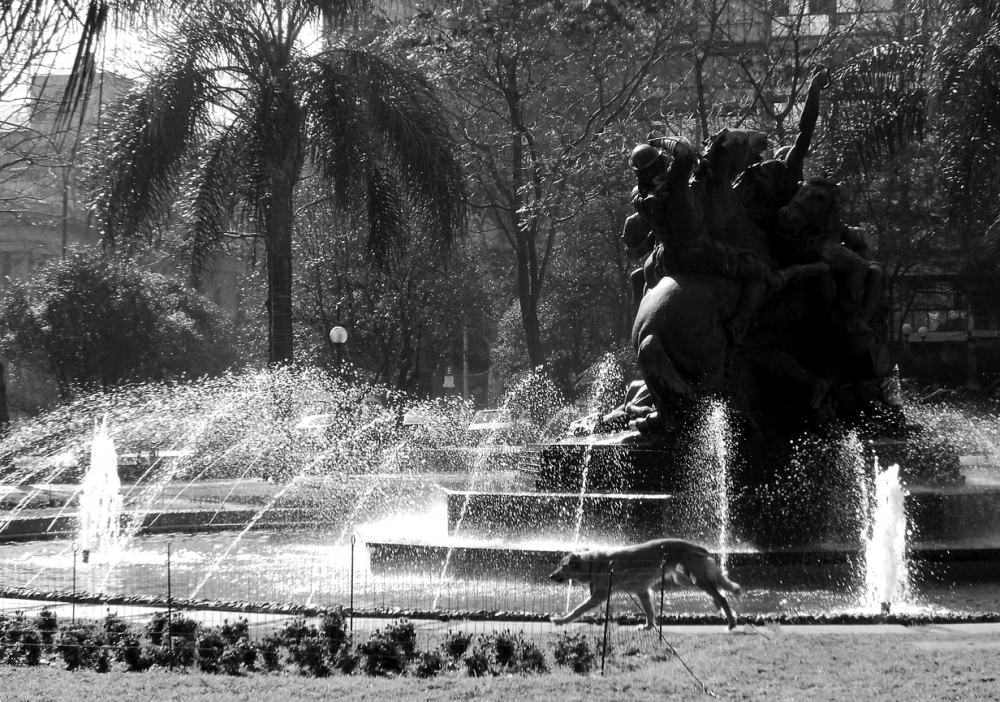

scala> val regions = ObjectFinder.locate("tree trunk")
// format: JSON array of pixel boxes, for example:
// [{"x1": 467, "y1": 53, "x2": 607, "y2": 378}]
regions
[
  {"x1": 0, "y1": 361, "x2": 10, "y2": 429},
  {"x1": 504, "y1": 54, "x2": 547, "y2": 372},
  {"x1": 266, "y1": 176, "x2": 298, "y2": 366},
  {"x1": 264, "y1": 84, "x2": 304, "y2": 366},
  {"x1": 515, "y1": 234, "x2": 545, "y2": 370}
]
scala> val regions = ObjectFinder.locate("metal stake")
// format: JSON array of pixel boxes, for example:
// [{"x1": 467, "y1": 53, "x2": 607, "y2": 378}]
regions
[
  {"x1": 71, "y1": 543, "x2": 78, "y2": 623},
  {"x1": 601, "y1": 561, "x2": 614, "y2": 675},
  {"x1": 350, "y1": 535, "x2": 356, "y2": 633},
  {"x1": 167, "y1": 541, "x2": 173, "y2": 668},
  {"x1": 660, "y1": 561, "x2": 666, "y2": 638}
]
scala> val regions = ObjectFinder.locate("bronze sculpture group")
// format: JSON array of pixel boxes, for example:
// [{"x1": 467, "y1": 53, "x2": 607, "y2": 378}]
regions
[{"x1": 605, "y1": 66, "x2": 895, "y2": 443}]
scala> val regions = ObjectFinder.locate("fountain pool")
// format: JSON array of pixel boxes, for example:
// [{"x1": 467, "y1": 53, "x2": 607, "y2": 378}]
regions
[{"x1": 2, "y1": 369, "x2": 1000, "y2": 626}]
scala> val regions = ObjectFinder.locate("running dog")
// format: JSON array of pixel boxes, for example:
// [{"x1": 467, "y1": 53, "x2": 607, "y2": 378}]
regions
[{"x1": 549, "y1": 538, "x2": 742, "y2": 630}]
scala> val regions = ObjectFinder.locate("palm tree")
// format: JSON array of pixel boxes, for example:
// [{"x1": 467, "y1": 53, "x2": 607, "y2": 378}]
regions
[
  {"x1": 830, "y1": 0, "x2": 1000, "y2": 229},
  {"x1": 828, "y1": 2, "x2": 1000, "y2": 327},
  {"x1": 90, "y1": 0, "x2": 465, "y2": 364}
]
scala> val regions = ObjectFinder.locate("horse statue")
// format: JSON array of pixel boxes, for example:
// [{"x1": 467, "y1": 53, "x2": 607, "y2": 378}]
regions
[
  {"x1": 776, "y1": 176, "x2": 878, "y2": 324},
  {"x1": 617, "y1": 130, "x2": 829, "y2": 435},
  {"x1": 604, "y1": 66, "x2": 892, "y2": 440}
]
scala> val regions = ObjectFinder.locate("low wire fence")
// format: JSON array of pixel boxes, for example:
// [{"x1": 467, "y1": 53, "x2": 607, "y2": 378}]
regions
[{"x1": 0, "y1": 539, "x2": 742, "y2": 683}]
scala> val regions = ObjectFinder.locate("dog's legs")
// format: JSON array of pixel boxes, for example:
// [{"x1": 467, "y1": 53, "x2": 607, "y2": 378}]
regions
[
  {"x1": 698, "y1": 582, "x2": 738, "y2": 630},
  {"x1": 638, "y1": 588, "x2": 657, "y2": 630},
  {"x1": 552, "y1": 593, "x2": 605, "y2": 625}
]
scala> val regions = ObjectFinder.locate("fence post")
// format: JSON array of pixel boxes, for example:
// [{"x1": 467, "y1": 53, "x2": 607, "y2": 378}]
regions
[
  {"x1": 167, "y1": 541, "x2": 173, "y2": 668},
  {"x1": 660, "y1": 561, "x2": 666, "y2": 638},
  {"x1": 71, "y1": 542, "x2": 78, "y2": 623},
  {"x1": 349, "y1": 535, "x2": 355, "y2": 633},
  {"x1": 601, "y1": 561, "x2": 614, "y2": 676}
]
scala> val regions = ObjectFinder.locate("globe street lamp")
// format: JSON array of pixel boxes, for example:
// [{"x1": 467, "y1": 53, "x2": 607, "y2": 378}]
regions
[
  {"x1": 918, "y1": 326, "x2": 929, "y2": 342},
  {"x1": 329, "y1": 326, "x2": 348, "y2": 367}
]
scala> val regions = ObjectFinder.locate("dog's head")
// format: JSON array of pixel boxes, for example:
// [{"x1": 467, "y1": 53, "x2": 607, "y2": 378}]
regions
[{"x1": 549, "y1": 552, "x2": 590, "y2": 584}]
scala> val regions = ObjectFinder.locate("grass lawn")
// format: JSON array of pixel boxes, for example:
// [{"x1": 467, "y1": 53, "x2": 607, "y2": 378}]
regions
[{"x1": 1, "y1": 626, "x2": 998, "y2": 701}]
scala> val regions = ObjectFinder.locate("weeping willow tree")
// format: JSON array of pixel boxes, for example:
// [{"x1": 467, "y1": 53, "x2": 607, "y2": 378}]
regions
[{"x1": 84, "y1": 0, "x2": 465, "y2": 365}]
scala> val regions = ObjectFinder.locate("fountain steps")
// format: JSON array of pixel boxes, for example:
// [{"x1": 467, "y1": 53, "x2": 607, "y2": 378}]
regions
[
  {"x1": 442, "y1": 486, "x2": 1000, "y2": 545},
  {"x1": 0, "y1": 507, "x2": 335, "y2": 543},
  {"x1": 362, "y1": 483, "x2": 1000, "y2": 586},
  {"x1": 363, "y1": 539, "x2": 1000, "y2": 588}
]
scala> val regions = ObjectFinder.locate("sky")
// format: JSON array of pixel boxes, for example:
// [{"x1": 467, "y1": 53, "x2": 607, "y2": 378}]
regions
[{"x1": 2, "y1": 10, "x2": 325, "y2": 124}]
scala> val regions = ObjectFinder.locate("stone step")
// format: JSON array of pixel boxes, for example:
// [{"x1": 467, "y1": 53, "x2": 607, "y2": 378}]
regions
[
  {"x1": 445, "y1": 490, "x2": 684, "y2": 543},
  {"x1": 364, "y1": 539, "x2": 1000, "y2": 588},
  {"x1": 445, "y1": 483, "x2": 1000, "y2": 549}
]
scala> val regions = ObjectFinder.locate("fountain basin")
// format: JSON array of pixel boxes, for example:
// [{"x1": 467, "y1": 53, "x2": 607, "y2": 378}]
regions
[
  {"x1": 443, "y1": 481, "x2": 1000, "y2": 550},
  {"x1": 0, "y1": 507, "x2": 337, "y2": 542},
  {"x1": 445, "y1": 489, "x2": 676, "y2": 542},
  {"x1": 365, "y1": 538, "x2": 1000, "y2": 590}
]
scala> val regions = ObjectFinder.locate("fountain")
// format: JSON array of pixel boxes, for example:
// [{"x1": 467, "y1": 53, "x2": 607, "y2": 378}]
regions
[
  {"x1": 0, "y1": 363, "x2": 998, "y2": 625},
  {"x1": 862, "y1": 461, "x2": 910, "y2": 613},
  {"x1": 77, "y1": 416, "x2": 122, "y2": 562}
]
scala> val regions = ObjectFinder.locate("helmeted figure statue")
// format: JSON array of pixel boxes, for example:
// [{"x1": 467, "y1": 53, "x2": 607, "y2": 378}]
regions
[{"x1": 603, "y1": 64, "x2": 894, "y2": 444}]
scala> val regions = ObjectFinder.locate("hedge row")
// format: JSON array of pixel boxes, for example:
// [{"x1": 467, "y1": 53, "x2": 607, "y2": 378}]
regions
[{"x1": 0, "y1": 610, "x2": 601, "y2": 677}]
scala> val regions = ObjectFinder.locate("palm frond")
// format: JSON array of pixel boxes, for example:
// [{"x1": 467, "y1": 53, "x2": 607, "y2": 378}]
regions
[
  {"x1": 304, "y1": 45, "x2": 466, "y2": 260},
  {"x1": 830, "y1": 42, "x2": 930, "y2": 175},
  {"x1": 364, "y1": 161, "x2": 405, "y2": 262},
  {"x1": 933, "y1": 10, "x2": 1000, "y2": 219},
  {"x1": 93, "y1": 51, "x2": 212, "y2": 242},
  {"x1": 179, "y1": 123, "x2": 248, "y2": 287}
]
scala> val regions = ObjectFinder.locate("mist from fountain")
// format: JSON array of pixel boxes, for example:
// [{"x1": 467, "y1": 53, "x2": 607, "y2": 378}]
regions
[{"x1": 677, "y1": 399, "x2": 738, "y2": 555}]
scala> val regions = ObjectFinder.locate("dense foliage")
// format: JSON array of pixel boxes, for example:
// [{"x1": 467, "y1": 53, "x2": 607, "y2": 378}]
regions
[
  {"x1": 0, "y1": 249, "x2": 241, "y2": 396},
  {"x1": 0, "y1": 609, "x2": 588, "y2": 678}
]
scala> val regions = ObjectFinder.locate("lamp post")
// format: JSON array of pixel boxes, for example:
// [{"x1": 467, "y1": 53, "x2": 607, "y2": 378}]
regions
[
  {"x1": 329, "y1": 326, "x2": 348, "y2": 368},
  {"x1": 918, "y1": 325, "x2": 928, "y2": 342},
  {"x1": 901, "y1": 323, "x2": 912, "y2": 355}
]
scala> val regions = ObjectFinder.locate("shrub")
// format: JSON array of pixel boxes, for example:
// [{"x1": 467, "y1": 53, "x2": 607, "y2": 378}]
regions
[
  {"x1": 197, "y1": 630, "x2": 227, "y2": 673},
  {"x1": 145, "y1": 615, "x2": 199, "y2": 669},
  {"x1": 220, "y1": 640, "x2": 256, "y2": 675},
  {"x1": 57, "y1": 624, "x2": 109, "y2": 672},
  {"x1": 333, "y1": 643, "x2": 360, "y2": 675},
  {"x1": 359, "y1": 630, "x2": 405, "y2": 677},
  {"x1": 552, "y1": 631, "x2": 596, "y2": 674},
  {"x1": 462, "y1": 645, "x2": 491, "y2": 678},
  {"x1": 103, "y1": 611, "x2": 130, "y2": 647},
  {"x1": 214, "y1": 618, "x2": 256, "y2": 675},
  {"x1": 414, "y1": 649, "x2": 445, "y2": 678},
  {"x1": 516, "y1": 638, "x2": 548, "y2": 674},
  {"x1": 145, "y1": 612, "x2": 169, "y2": 646},
  {"x1": 483, "y1": 631, "x2": 548, "y2": 674},
  {"x1": 320, "y1": 609, "x2": 348, "y2": 658},
  {"x1": 357, "y1": 619, "x2": 419, "y2": 677},
  {"x1": 117, "y1": 633, "x2": 152, "y2": 672},
  {"x1": 0, "y1": 614, "x2": 42, "y2": 666},
  {"x1": 442, "y1": 630, "x2": 472, "y2": 659},
  {"x1": 257, "y1": 633, "x2": 284, "y2": 673},
  {"x1": 493, "y1": 630, "x2": 518, "y2": 668},
  {"x1": 385, "y1": 619, "x2": 417, "y2": 661},
  {"x1": 220, "y1": 618, "x2": 250, "y2": 645},
  {"x1": 280, "y1": 619, "x2": 329, "y2": 677},
  {"x1": 35, "y1": 608, "x2": 58, "y2": 648}
]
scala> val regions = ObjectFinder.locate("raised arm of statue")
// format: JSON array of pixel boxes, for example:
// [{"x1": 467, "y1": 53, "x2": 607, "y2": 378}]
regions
[{"x1": 784, "y1": 65, "x2": 830, "y2": 181}]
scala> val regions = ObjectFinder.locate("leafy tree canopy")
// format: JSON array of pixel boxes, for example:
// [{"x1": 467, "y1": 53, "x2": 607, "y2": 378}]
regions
[{"x1": 0, "y1": 249, "x2": 244, "y2": 396}]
